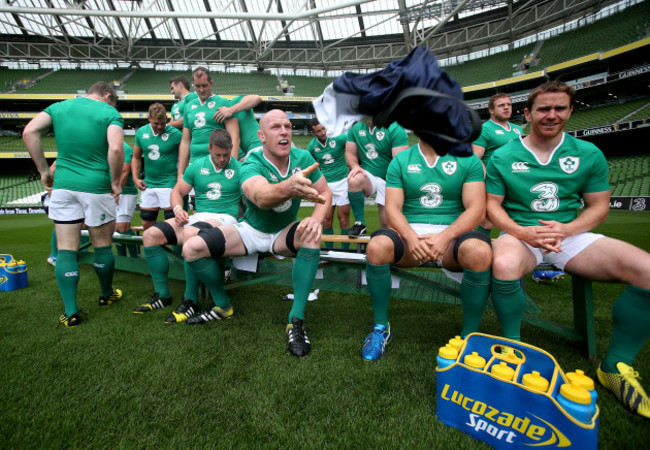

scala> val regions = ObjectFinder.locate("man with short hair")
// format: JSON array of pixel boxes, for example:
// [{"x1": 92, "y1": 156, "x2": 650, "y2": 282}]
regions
[
  {"x1": 361, "y1": 135, "x2": 491, "y2": 361},
  {"x1": 134, "y1": 129, "x2": 242, "y2": 323},
  {"x1": 307, "y1": 118, "x2": 351, "y2": 246},
  {"x1": 346, "y1": 119, "x2": 409, "y2": 235},
  {"x1": 182, "y1": 109, "x2": 332, "y2": 357},
  {"x1": 487, "y1": 80, "x2": 650, "y2": 419},
  {"x1": 132, "y1": 103, "x2": 183, "y2": 229},
  {"x1": 169, "y1": 75, "x2": 198, "y2": 130},
  {"x1": 23, "y1": 81, "x2": 124, "y2": 327},
  {"x1": 178, "y1": 67, "x2": 240, "y2": 177},
  {"x1": 214, "y1": 94, "x2": 263, "y2": 160}
]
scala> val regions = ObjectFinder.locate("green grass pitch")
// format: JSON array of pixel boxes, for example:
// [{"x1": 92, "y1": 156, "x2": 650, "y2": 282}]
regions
[{"x1": 1, "y1": 210, "x2": 649, "y2": 447}]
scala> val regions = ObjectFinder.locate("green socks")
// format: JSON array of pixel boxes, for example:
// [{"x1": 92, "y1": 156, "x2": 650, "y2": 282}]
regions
[
  {"x1": 366, "y1": 262, "x2": 391, "y2": 327},
  {"x1": 55, "y1": 250, "x2": 79, "y2": 316},
  {"x1": 340, "y1": 228, "x2": 351, "y2": 250},
  {"x1": 490, "y1": 277, "x2": 526, "y2": 341},
  {"x1": 348, "y1": 191, "x2": 365, "y2": 225},
  {"x1": 289, "y1": 247, "x2": 321, "y2": 322},
  {"x1": 602, "y1": 285, "x2": 650, "y2": 372},
  {"x1": 93, "y1": 245, "x2": 115, "y2": 298},
  {"x1": 50, "y1": 229, "x2": 58, "y2": 258},
  {"x1": 183, "y1": 259, "x2": 200, "y2": 304},
  {"x1": 188, "y1": 257, "x2": 229, "y2": 308},
  {"x1": 460, "y1": 269, "x2": 491, "y2": 337},
  {"x1": 143, "y1": 246, "x2": 171, "y2": 299},
  {"x1": 323, "y1": 228, "x2": 334, "y2": 249}
]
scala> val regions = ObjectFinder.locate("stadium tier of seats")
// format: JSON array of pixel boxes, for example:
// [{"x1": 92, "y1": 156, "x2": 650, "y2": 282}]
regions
[
  {"x1": 0, "y1": 177, "x2": 44, "y2": 207},
  {"x1": 283, "y1": 75, "x2": 337, "y2": 97},
  {"x1": 565, "y1": 98, "x2": 650, "y2": 131},
  {"x1": 18, "y1": 69, "x2": 130, "y2": 94}
]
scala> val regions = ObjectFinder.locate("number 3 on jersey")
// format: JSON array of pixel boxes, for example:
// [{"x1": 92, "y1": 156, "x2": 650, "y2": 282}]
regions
[
  {"x1": 194, "y1": 112, "x2": 206, "y2": 128},
  {"x1": 419, "y1": 183, "x2": 442, "y2": 208},
  {"x1": 530, "y1": 182, "x2": 559, "y2": 212}
]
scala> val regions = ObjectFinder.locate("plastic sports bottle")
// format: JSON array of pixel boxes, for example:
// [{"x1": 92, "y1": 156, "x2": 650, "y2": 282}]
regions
[
  {"x1": 557, "y1": 383, "x2": 595, "y2": 423},
  {"x1": 522, "y1": 371, "x2": 549, "y2": 392},
  {"x1": 464, "y1": 352, "x2": 486, "y2": 369},
  {"x1": 448, "y1": 336, "x2": 464, "y2": 351},
  {"x1": 566, "y1": 369, "x2": 598, "y2": 405},
  {"x1": 437, "y1": 344, "x2": 459, "y2": 369},
  {"x1": 491, "y1": 362, "x2": 515, "y2": 381}
]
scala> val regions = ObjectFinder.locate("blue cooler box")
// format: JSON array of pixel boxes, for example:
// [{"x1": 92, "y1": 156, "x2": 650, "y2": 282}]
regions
[
  {"x1": 436, "y1": 333, "x2": 598, "y2": 449},
  {"x1": 0, "y1": 254, "x2": 28, "y2": 292}
]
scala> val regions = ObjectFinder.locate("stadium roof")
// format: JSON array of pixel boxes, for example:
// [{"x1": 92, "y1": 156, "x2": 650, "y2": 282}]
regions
[{"x1": 0, "y1": 0, "x2": 621, "y2": 72}]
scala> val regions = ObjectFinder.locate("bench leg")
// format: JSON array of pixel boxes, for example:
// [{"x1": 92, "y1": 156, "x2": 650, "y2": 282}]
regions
[{"x1": 572, "y1": 276, "x2": 597, "y2": 360}]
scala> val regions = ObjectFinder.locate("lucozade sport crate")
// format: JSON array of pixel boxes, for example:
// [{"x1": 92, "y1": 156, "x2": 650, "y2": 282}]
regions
[
  {"x1": 436, "y1": 333, "x2": 598, "y2": 449},
  {"x1": 0, "y1": 254, "x2": 28, "y2": 292}
]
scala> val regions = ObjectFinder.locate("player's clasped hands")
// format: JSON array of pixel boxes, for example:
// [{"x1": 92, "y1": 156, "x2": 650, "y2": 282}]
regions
[
  {"x1": 419, "y1": 233, "x2": 452, "y2": 262},
  {"x1": 404, "y1": 233, "x2": 436, "y2": 264},
  {"x1": 521, "y1": 220, "x2": 566, "y2": 253},
  {"x1": 289, "y1": 162, "x2": 326, "y2": 204}
]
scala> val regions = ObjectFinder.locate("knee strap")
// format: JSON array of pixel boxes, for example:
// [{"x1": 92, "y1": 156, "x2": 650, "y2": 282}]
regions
[
  {"x1": 140, "y1": 209, "x2": 158, "y2": 222},
  {"x1": 453, "y1": 230, "x2": 492, "y2": 263},
  {"x1": 152, "y1": 221, "x2": 177, "y2": 246},
  {"x1": 189, "y1": 221, "x2": 213, "y2": 232},
  {"x1": 285, "y1": 222, "x2": 299, "y2": 255},
  {"x1": 163, "y1": 209, "x2": 175, "y2": 220},
  {"x1": 198, "y1": 226, "x2": 226, "y2": 258},
  {"x1": 370, "y1": 228, "x2": 404, "y2": 262}
]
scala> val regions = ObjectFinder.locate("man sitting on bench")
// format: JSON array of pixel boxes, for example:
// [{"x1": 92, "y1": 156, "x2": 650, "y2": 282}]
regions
[
  {"x1": 487, "y1": 81, "x2": 650, "y2": 419},
  {"x1": 182, "y1": 110, "x2": 332, "y2": 357},
  {"x1": 133, "y1": 130, "x2": 242, "y2": 324},
  {"x1": 361, "y1": 133, "x2": 491, "y2": 361}
]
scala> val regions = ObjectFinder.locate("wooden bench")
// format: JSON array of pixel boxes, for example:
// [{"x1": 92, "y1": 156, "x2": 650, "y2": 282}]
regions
[{"x1": 80, "y1": 230, "x2": 597, "y2": 360}]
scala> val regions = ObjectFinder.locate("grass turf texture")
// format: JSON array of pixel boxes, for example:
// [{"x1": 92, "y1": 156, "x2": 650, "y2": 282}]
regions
[{"x1": 1, "y1": 211, "x2": 649, "y2": 448}]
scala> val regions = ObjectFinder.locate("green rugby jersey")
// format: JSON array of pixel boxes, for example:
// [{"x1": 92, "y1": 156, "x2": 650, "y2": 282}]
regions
[
  {"x1": 135, "y1": 124, "x2": 182, "y2": 188},
  {"x1": 122, "y1": 142, "x2": 138, "y2": 195},
  {"x1": 229, "y1": 95, "x2": 262, "y2": 155},
  {"x1": 45, "y1": 97, "x2": 124, "y2": 194},
  {"x1": 346, "y1": 122, "x2": 409, "y2": 179},
  {"x1": 171, "y1": 92, "x2": 198, "y2": 122},
  {"x1": 386, "y1": 144, "x2": 485, "y2": 225},
  {"x1": 486, "y1": 134, "x2": 610, "y2": 227},
  {"x1": 473, "y1": 120, "x2": 524, "y2": 163},
  {"x1": 182, "y1": 156, "x2": 242, "y2": 218},
  {"x1": 306, "y1": 134, "x2": 348, "y2": 183},
  {"x1": 240, "y1": 148, "x2": 321, "y2": 233},
  {"x1": 183, "y1": 94, "x2": 231, "y2": 163}
]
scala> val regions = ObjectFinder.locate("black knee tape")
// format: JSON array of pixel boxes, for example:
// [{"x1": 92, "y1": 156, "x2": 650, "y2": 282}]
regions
[
  {"x1": 370, "y1": 228, "x2": 404, "y2": 262},
  {"x1": 190, "y1": 221, "x2": 213, "y2": 232},
  {"x1": 453, "y1": 230, "x2": 492, "y2": 263},
  {"x1": 285, "y1": 222, "x2": 299, "y2": 255},
  {"x1": 198, "y1": 226, "x2": 226, "y2": 258},
  {"x1": 163, "y1": 209, "x2": 175, "y2": 220},
  {"x1": 152, "y1": 221, "x2": 177, "y2": 246},
  {"x1": 140, "y1": 209, "x2": 158, "y2": 222}
]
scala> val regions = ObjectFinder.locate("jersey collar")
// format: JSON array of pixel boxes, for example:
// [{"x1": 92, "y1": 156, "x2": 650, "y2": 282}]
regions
[
  {"x1": 148, "y1": 123, "x2": 165, "y2": 137},
  {"x1": 489, "y1": 119, "x2": 512, "y2": 132},
  {"x1": 418, "y1": 143, "x2": 439, "y2": 168},
  {"x1": 520, "y1": 133, "x2": 566, "y2": 166}
]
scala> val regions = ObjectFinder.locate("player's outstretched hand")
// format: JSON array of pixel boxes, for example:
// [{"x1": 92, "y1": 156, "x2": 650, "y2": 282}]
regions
[{"x1": 289, "y1": 162, "x2": 325, "y2": 204}]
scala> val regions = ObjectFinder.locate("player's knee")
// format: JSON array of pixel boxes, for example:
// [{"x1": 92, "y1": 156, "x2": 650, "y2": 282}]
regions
[
  {"x1": 115, "y1": 222, "x2": 130, "y2": 233},
  {"x1": 367, "y1": 229, "x2": 402, "y2": 265},
  {"x1": 146, "y1": 221, "x2": 177, "y2": 246},
  {"x1": 140, "y1": 209, "x2": 158, "y2": 222},
  {"x1": 455, "y1": 231, "x2": 492, "y2": 271},
  {"x1": 285, "y1": 222, "x2": 300, "y2": 254},
  {"x1": 197, "y1": 226, "x2": 226, "y2": 258},
  {"x1": 491, "y1": 252, "x2": 521, "y2": 279}
]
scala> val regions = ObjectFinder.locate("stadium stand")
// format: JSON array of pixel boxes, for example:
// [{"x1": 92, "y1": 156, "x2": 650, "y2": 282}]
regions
[
  {"x1": 18, "y1": 69, "x2": 130, "y2": 94},
  {"x1": 283, "y1": 75, "x2": 337, "y2": 97},
  {"x1": 608, "y1": 155, "x2": 650, "y2": 196},
  {"x1": 565, "y1": 98, "x2": 650, "y2": 131},
  {"x1": 0, "y1": 68, "x2": 51, "y2": 93}
]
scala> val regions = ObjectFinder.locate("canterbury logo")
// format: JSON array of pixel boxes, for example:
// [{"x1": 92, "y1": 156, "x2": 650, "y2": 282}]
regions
[
  {"x1": 407, "y1": 164, "x2": 422, "y2": 174},
  {"x1": 511, "y1": 162, "x2": 529, "y2": 172},
  {"x1": 65, "y1": 271, "x2": 79, "y2": 277}
]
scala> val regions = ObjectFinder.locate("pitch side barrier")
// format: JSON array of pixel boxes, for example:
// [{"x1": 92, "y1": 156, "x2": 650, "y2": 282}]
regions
[{"x1": 78, "y1": 230, "x2": 597, "y2": 360}]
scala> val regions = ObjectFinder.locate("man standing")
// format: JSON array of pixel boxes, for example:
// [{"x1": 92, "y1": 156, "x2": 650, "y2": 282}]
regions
[
  {"x1": 487, "y1": 81, "x2": 650, "y2": 418},
  {"x1": 23, "y1": 81, "x2": 124, "y2": 327},
  {"x1": 178, "y1": 67, "x2": 240, "y2": 175},
  {"x1": 134, "y1": 130, "x2": 242, "y2": 323},
  {"x1": 169, "y1": 75, "x2": 197, "y2": 130},
  {"x1": 132, "y1": 103, "x2": 183, "y2": 229},
  {"x1": 214, "y1": 94, "x2": 262, "y2": 160},
  {"x1": 361, "y1": 135, "x2": 491, "y2": 361},
  {"x1": 346, "y1": 119, "x2": 409, "y2": 235},
  {"x1": 182, "y1": 109, "x2": 332, "y2": 357},
  {"x1": 307, "y1": 118, "x2": 351, "y2": 246}
]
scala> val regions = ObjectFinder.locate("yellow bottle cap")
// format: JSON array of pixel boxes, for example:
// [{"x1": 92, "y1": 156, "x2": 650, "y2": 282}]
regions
[
  {"x1": 464, "y1": 351, "x2": 486, "y2": 369},
  {"x1": 438, "y1": 344, "x2": 458, "y2": 360},
  {"x1": 491, "y1": 362, "x2": 515, "y2": 381},
  {"x1": 560, "y1": 383, "x2": 591, "y2": 404},
  {"x1": 522, "y1": 371, "x2": 549, "y2": 392},
  {"x1": 566, "y1": 369, "x2": 595, "y2": 391},
  {"x1": 16, "y1": 260, "x2": 25, "y2": 264},
  {"x1": 7, "y1": 261, "x2": 17, "y2": 267},
  {"x1": 448, "y1": 336, "x2": 464, "y2": 351}
]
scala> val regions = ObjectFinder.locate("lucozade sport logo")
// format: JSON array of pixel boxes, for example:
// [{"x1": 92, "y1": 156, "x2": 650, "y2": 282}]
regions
[{"x1": 439, "y1": 384, "x2": 571, "y2": 447}]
